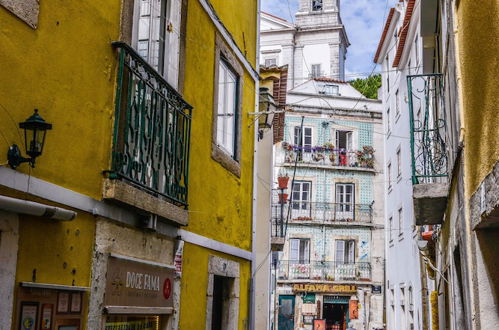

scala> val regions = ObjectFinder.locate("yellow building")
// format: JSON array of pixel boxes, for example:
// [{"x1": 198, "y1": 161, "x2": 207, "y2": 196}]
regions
[{"x1": 0, "y1": 0, "x2": 259, "y2": 329}]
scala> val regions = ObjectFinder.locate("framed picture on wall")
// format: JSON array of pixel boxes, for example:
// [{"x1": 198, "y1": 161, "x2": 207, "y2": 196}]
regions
[
  {"x1": 70, "y1": 293, "x2": 82, "y2": 313},
  {"x1": 56, "y1": 292, "x2": 70, "y2": 314},
  {"x1": 19, "y1": 301, "x2": 38, "y2": 330},
  {"x1": 40, "y1": 303, "x2": 54, "y2": 329}
]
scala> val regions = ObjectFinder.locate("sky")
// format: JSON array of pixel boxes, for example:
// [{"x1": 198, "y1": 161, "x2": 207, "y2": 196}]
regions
[{"x1": 261, "y1": 0, "x2": 399, "y2": 80}]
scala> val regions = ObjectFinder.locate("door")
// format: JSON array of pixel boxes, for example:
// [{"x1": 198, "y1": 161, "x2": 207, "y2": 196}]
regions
[
  {"x1": 291, "y1": 181, "x2": 311, "y2": 218},
  {"x1": 278, "y1": 295, "x2": 295, "y2": 330},
  {"x1": 335, "y1": 183, "x2": 354, "y2": 220}
]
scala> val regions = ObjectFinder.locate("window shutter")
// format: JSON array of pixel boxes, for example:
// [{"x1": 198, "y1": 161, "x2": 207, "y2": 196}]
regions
[
  {"x1": 290, "y1": 239, "x2": 299, "y2": 261},
  {"x1": 336, "y1": 240, "x2": 345, "y2": 264},
  {"x1": 294, "y1": 126, "x2": 302, "y2": 145},
  {"x1": 348, "y1": 240, "x2": 355, "y2": 263},
  {"x1": 304, "y1": 127, "x2": 312, "y2": 150},
  {"x1": 301, "y1": 240, "x2": 310, "y2": 263},
  {"x1": 346, "y1": 131, "x2": 353, "y2": 150}
]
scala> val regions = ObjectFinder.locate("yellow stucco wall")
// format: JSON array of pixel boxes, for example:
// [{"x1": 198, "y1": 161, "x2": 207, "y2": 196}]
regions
[
  {"x1": 179, "y1": 243, "x2": 251, "y2": 329},
  {"x1": 183, "y1": 0, "x2": 257, "y2": 251},
  {"x1": 456, "y1": 1, "x2": 499, "y2": 199},
  {"x1": 0, "y1": 0, "x2": 120, "y2": 200}
]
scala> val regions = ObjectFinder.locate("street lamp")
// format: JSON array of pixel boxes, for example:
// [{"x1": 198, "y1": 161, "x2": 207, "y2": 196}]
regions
[
  {"x1": 258, "y1": 87, "x2": 276, "y2": 140},
  {"x1": 8, "y1": 109, "x2": 52, "y2": 169}
]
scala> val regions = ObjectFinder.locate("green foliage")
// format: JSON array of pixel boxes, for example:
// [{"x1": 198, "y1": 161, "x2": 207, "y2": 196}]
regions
[{"x1": 349, "y1": 74, "x2": 382, "y2": 99}]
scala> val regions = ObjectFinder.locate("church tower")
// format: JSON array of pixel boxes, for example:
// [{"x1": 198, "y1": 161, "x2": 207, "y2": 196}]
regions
[{"x1": 293, "y1": 0, "x2": 349, "y2": 82}]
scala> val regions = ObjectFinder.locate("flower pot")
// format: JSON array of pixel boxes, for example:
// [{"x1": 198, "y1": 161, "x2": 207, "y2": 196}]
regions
[
  {"x1": 278, "y1": 193, "x2": 288, "y2": 204},
  {"x1": 277, "y1": 176, "x2": 290, "y2": 189}
]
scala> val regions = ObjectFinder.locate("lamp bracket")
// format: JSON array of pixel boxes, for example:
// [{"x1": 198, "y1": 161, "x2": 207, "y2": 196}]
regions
[{"x1": 7, "y1": 144, "x2": 34, "y2": 169}]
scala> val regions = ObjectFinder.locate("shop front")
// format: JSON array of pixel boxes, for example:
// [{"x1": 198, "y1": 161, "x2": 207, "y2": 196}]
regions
[
  {"x1": 102, "y1": 255, "x2": 176, "y2": 330},
  {"x1": 277, "y1": 283, "x2": 360, "y2": 330}
]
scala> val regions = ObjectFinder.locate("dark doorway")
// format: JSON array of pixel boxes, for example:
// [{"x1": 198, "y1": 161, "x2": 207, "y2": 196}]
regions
[
  {"x1": 211, "y1": 275, "x2": 232, "y2": 330},
  {"x1": 323, "y1": 301, "x2": 349, "y2": 330}
]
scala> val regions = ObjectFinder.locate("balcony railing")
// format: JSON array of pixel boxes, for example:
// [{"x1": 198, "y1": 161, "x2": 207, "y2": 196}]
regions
[
  {"x1": 109, "y1": 42, "x2": 193, "y2": 206},
  {"x1": 281, "y1": 143, "x2": 375, "y2": 169},
  {"x1": 272, "y1": 202, "x2": 373, "y2": 224},
  {"x1": 276, "y1": 260, "x2": 371, "y2": 281},
  {"x1": 407, "y1": 74, "x2": 447, "y2": 184}
]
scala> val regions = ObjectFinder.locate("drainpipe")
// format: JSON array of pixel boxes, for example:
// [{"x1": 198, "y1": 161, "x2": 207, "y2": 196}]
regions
[
  {"x1": 0, "y1": 195, "x2": 76, "y2": 221},
  {"x1": 249, "y1": 1, "x2": 261, "y2": 329}
]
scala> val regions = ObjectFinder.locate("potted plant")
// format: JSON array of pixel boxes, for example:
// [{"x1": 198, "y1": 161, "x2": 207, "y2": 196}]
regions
[
  {"x1": 277, "y1": 173, "x2": 290, "y2": 189},
  {"x1": 312, "y1": 152, "x2": 325, "y2": 162},
  {"x1": 278, "y1": 193, "x2": 288, "y2": 204}
]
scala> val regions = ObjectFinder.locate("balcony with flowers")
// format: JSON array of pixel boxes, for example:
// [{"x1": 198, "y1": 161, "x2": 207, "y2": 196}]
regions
[{"x1": 279, "y1": 142, "x2": 375, "y2": 171}]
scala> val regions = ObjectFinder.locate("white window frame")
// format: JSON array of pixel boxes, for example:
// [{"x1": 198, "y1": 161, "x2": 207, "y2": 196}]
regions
[
  {"x1": 289, "y1": 238, "x2": 310, "y2": 264},
  {"x1": 291, "y1": 181, "x2": 312, "y2": 212},
  {"x1": 294, "y1": 126, "x2": 313, "y2": 152},
  {"x1": 320, "y1": 84, "x2": 339, "y2": 96},
  {"x1": 311, "y1": 64, "x2": 322, "y2": 78},
  {"x1": 335, "y1": 130, "x2": 353, "y2": 151},
  {"x1": 264, "y1": 57, "x2": 277, "y2": 67},
  {"x1": 335, "y1": 239, "x2": 355, "y2": 264},
  {"x1": 398, "y1": 207, "x2": 403, "y2": 236},
  {"x1": 335, "y1": 183, "x2": 355, "y2": 220},
  {"x1": 132, "y1": 0, "x2": 182, "y2": 87},
  {"x1": 396, "y1": 147, "x2": 402, "y2": 179},
  {"x1": 216, "y1": 59, "x2": 238, "y2": 157}
]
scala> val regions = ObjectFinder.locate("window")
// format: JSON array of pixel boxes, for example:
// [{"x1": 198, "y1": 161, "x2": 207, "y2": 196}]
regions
[
  {"x1": 389, "y1": 216, "x2": 393, "y2": 241},
  {"x1": 291, "y1": 181, "x2": 311, "y2": 211},
  {"x1": 312, "y1": 0, "x2": 323, "y2": 11},
  {"x1": 398, "y1": 208, "x2": 403, "y2": 236},
  {"x1": 387, "y1": 107, "x2": 391, "y2": 133},
  {"x1": 336, "y1": 183, "x2": 354, "y2": 216},
  {"x1": 264, "y1": 58, "x2": 277, "y2": 67},
  {"x1": 311, "y1": 64, "x2": 321, "y2": 78},
  {"x1": 289, "y1": 238, "x2": 310, "y2": 264},
  {"x1": 216, "y1": 59, "x2": 238, "y2": 157},
  {"x1": 395, "y1": 89, "x2": 400, "y2": 118},
  {"x1": 385, "y1": 55, "x2": 390, "y2": 93},
  {"x1": 388, "y1": 163, "x2": 392, "y2": 189},
  {"x1": 335, "y1": 240, "x2": 355, "y2": 264},
  {"x1": 212, "y1": 35, "x2": 243, "y2": 177},
  {"x1": 415, "y1": 34, "x2": 419, "y2": 65},
  {"x1": 294, "y1": 126, "x2": 313, "y2": 152},
  {"x1": 397, "y1": 148, "x2": 402, "y2": 178},
  {"x1": 320, "y1": 84, "x2": 339, "y2": 96},
  {"x1": 135, "y1": 0, "x2": 167, "y2": 73},
  {"x1": 336, "y1": 130, "x2": 353, "y2": 150}
]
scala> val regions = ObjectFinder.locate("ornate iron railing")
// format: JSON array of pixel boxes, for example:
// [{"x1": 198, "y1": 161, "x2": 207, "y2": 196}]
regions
[
  {"x1": 109, "y1": 42, "x2": 193, "y2": 206},
  {"x1": 407, "y1": 74, "x2": 447, "y2": 184},
  {"x1": 272, "y1": 202, "x2": 373, "y2": 224},
  {"x1": 281, "y1": 143, "x2": 375, "y2": 169},
  {"x1": 275, "y1": 260, "x2": 371, "y2": 281}
]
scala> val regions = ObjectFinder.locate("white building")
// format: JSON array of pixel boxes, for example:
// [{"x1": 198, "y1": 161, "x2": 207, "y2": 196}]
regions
[
  {"x1": 261, "y1": 2, "x2": 385, "y2": 329},
  {"x1": 374, "y1": 1, "x2": 439, "y2": 329},
  {"x1": 260, "y1": 0, "x2": 349, "y2": 86}
]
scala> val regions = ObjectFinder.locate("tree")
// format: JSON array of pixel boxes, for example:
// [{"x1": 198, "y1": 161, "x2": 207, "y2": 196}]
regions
[{"x1": 349, "y1": 74, "x2": 382, "y2": 99}]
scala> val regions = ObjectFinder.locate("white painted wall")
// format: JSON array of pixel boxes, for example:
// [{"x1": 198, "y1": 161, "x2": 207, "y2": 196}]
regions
[{"x1": 0, "y1": 211, "x2": 19, "y2": 330}]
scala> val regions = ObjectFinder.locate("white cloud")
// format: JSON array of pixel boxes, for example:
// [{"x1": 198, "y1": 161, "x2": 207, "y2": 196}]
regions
[{"x1": 261, "y1": 0, "x2": 399, "y2": 78}]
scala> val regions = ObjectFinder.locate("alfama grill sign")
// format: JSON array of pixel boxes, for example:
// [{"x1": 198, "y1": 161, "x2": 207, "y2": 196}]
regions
[
  {"x1": 105, "y1": 256, "x2": 175, "y2": 308},
  {"x1": 293, "y1": 283, "x2": 357, "y2": 293}
]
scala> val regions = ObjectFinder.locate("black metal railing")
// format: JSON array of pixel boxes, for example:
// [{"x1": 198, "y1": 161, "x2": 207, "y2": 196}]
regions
[
  {"x1": 407, "y1": 74, "x2": 447, "y2": 184},
  {"x1": 109, "y1": 42, "x2": 193, "y2": 206},
  {"x1": 272, "y1": 202, "x2": 373, "y2": 224},
  {"x1": 275, "y1": 260, "x2": 371, "y2": 281}
]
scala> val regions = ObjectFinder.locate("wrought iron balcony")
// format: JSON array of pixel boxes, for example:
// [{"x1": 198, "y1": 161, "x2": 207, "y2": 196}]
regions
[
  {"x1": 109, "y1": 42, "x2": 193, "y2": 207},
  {"x1": 407, "y1": 74, "x2": 449, "y2": 225},
  {"x1": 272, "y1": 202, "x2": 373, "y2": 224},
  {"x1": 275, "y1": 260, "x2": 371, "y2": 282},
  {"x1": 281, "y1": 143, "x2": 375, "y2": 170}
]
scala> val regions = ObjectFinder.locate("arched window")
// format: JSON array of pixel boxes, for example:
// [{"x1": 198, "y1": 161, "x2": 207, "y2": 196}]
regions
[{"x1": 312, "y1": 0, "x2": 323, "y2": 11}]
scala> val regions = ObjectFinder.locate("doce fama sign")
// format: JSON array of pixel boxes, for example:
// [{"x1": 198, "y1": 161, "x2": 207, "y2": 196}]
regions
[
  {"x1": 293, "y1": 284, "x2": 357, "y2": 293},
  {"x1": 105, "y1": 256, "x2": 175, "y2": 308}
]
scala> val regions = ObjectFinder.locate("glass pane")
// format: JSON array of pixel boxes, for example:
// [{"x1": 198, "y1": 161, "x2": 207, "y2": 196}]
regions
[{"x1": 335, "y1": 240, "x2": 345, "y2": 263}]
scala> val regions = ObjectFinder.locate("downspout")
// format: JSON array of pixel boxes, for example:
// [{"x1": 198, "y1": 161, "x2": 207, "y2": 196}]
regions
[
  {"x1": 0, "y1": 195, "x2": 76, "y2": 221},
  {"x1": 249, "y1": 1, "x2": 261, "y2": 329}
]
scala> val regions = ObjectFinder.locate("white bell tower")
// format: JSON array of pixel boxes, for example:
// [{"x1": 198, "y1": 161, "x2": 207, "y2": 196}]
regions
[{"x1": 293, "y1": 0, "x2": 348, "y2": 82}]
